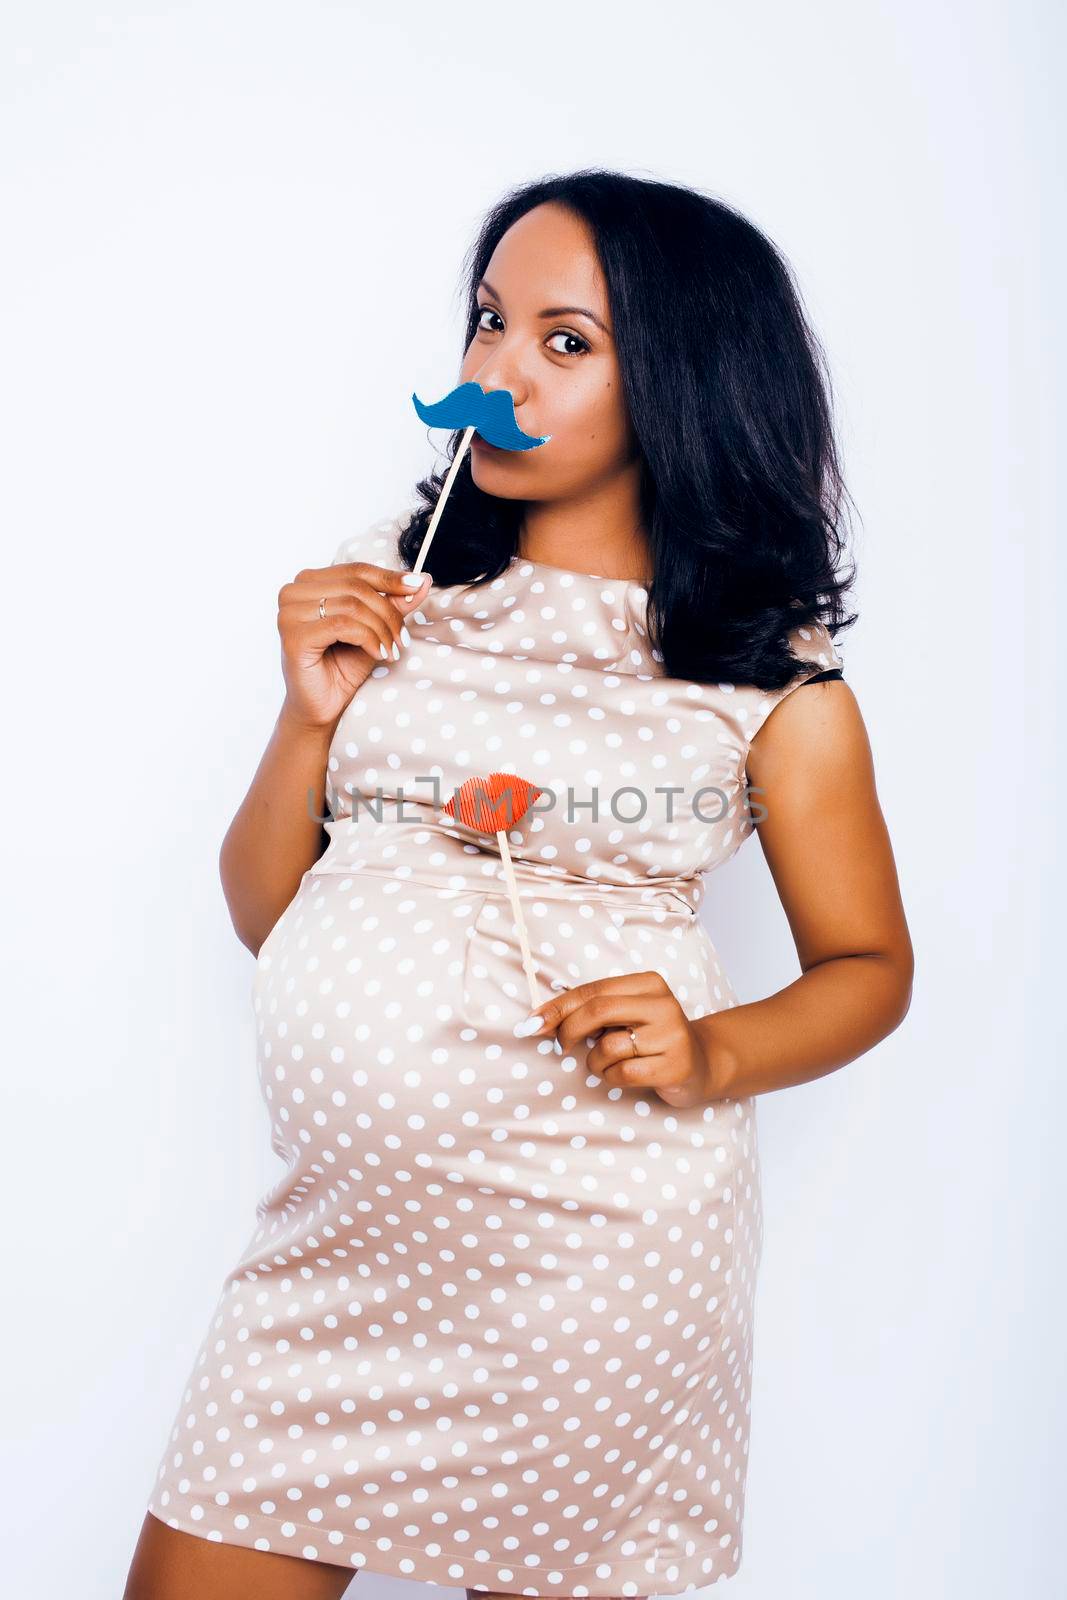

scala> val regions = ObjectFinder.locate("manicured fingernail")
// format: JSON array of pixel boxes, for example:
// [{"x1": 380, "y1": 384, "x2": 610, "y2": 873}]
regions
[
  {"x1": 514, "y1": 1014, "x2": 545, "y2": 1037},
  {"x1": 401, "y1": 571, "x2": 424, "y2": 587},
  {"x1": 379, "y1": 643, "x2": 389, "y2": 660},
  {"x1": 400, "y1": 626, "x2": 411, "y2": 647},
  {"x1": 392, "y1": 641, "x2": 401, "y2": 660}
]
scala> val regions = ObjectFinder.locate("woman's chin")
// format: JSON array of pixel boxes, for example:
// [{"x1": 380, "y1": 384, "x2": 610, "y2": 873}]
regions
[{"x1": 470, "y1": 454, "x2": 531, "y2": 494}]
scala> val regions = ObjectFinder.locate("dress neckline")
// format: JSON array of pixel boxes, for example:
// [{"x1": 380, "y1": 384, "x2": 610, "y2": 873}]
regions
[{"x1": 509, "y1": 552, "x2": 650, "y2": 592}]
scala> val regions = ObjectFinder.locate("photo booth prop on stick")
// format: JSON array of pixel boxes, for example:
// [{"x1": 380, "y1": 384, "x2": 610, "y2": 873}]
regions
[
  {"x1": 443, "y1": 772, "x2": 547, "y2": 1011},
  {"x1": 406, "y1": 382, "x2": 551, "y2": 575}
]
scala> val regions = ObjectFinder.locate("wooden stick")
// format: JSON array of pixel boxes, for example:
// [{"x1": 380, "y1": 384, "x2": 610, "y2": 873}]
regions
[
  {"x1": 410, "y1": 425, "x2": 476, "y2": 574},
  {"x1": 496, "y1": 828, "x2": 542, "y2": 1010}
]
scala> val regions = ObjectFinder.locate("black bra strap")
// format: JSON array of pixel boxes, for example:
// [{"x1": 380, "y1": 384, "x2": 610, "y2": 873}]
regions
[{"x1": 803, "y1": 667, "x2": 843, "y2": 683}]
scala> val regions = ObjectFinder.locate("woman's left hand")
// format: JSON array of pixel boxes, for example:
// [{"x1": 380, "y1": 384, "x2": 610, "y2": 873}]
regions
[{"x1": 516, "y1": 972, "x2": 722, "y2": 1108}]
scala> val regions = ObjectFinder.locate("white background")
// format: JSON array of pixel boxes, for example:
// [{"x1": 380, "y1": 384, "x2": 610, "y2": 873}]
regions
[{"x1": 1, "y1": 3, "x2": 1061, "y2": 1596}]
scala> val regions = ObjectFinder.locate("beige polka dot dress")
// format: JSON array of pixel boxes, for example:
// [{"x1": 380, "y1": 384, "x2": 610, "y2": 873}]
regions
[{"x1": 146, "y1": 509, "x2": 844, "y2": 1594}]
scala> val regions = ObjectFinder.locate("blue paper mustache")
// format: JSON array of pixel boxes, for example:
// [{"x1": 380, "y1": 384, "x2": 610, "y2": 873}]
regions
[{"x1": 411, "y1": 381, "x2": 551, "y2": 451}]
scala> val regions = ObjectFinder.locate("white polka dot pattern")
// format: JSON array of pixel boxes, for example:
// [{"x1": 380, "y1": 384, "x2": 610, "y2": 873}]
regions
[{"x1": 145, "y1": 511, "x2": 843, "y2": 1593}]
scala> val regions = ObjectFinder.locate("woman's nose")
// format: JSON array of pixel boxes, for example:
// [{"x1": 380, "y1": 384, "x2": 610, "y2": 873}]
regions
[{"x1": 471, "y1": 362, "x2": 527, "y2": 411}]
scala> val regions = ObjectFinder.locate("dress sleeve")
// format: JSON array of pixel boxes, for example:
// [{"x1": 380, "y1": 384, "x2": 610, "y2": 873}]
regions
[
  {"x1": 740, "y1": 618, "x2": 845, "y2": 757},
  {"x1": 326, "y1": 511, "x2": 406, "y2": 570}
]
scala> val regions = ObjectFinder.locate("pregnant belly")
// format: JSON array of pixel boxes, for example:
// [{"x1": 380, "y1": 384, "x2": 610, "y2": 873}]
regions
[
  {"x1": 228, "y1": 864, "x2": 758, "y2": 1324},
  {"x1": 251, "y1": 867, "x2": 485, "y2": 1145},
  {"x1": 235, "y1": 866, "x2": 748, "y2": 1286},
  {"x1": 253, "y1": 864, "x2": 725, "y2": 1071}
]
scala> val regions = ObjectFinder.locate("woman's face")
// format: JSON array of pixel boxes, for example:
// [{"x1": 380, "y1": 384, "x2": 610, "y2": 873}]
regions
[{"x1": 459, "y1": 202, "x2": 640, "y2": 503}]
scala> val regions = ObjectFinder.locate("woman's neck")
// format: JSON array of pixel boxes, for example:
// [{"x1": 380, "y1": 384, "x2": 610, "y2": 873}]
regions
[{"x1": 518, "y1": 497, "x2": 652, "y2": 585}]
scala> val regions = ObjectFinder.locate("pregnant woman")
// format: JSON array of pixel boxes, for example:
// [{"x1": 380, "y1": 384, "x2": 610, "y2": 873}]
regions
[{"x1": 125, "y1": 171, "x2": 914, "y2": 1600}]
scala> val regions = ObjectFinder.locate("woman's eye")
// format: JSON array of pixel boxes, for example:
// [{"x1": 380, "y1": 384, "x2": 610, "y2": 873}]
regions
[
  {"x1": 546, "y1": 329, "x2": 591, "y2": 357},
  {"x1": 474, "y1": 306, "x2": 590, "y2": 358}
]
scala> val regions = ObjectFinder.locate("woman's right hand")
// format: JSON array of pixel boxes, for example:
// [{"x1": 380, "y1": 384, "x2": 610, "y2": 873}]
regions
[{"x1": 277, "y1": 559, "x2": 433, "y2": 730}]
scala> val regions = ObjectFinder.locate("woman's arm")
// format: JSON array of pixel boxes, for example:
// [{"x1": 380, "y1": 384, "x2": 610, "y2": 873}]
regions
[
  {"x1": 219, "y1": 551, "x2": 432, "y2": 958},
  {"x1": 695, "y1": 678, "x2": 914, "y2": 1099},
  {"x1": 219, "y1": 703, "x2": 337, "y2": 959}
]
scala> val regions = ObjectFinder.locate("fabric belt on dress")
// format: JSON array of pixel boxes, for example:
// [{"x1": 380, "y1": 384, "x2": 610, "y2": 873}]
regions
[{"x1": 310, "y1": 811, "x2": 703, "y2": 921}]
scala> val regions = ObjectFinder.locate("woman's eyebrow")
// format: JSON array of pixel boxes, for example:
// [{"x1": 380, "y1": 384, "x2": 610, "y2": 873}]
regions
[{"x1": 477, "y1": 277, "x2": 610, "y2": 337}]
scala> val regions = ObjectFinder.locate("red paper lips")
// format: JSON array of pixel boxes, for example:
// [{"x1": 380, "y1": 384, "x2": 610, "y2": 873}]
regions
[
  {"x1": 443, "y1": 772, "x2": 544, "y2": 834},
  {"x1": 443, "y1": 772, "x2": 546, "y2": 1012}
]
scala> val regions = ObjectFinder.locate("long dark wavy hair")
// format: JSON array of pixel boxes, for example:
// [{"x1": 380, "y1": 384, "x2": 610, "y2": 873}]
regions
[{"x1": 399, "y1": 167, "x2": 857, "y2": 688}]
